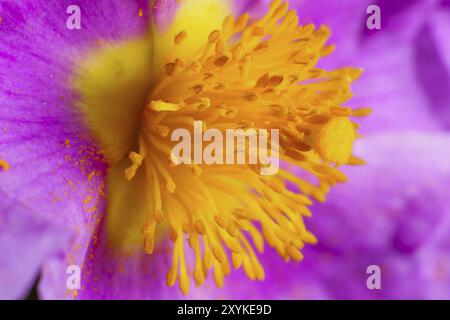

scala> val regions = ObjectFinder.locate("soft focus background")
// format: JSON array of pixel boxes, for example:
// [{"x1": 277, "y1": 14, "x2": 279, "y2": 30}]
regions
[{"x1": 1, "y1": 0, "x2": 449, "y2": 300}]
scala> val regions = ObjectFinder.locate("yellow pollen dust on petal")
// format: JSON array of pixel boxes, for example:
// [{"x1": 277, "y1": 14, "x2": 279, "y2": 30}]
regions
[{"x1": 120, "y1": 0, "x2": 370, "y2": 295}]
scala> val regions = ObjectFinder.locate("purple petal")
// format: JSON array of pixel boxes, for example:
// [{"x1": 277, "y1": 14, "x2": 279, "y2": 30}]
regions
[
  {"x1": 0, "y1": 0, "x2": 150, "y2": 298},
  {"x1": 185, "y1": 132, "x2": 450, "y2": 299},
  {"x1": 152, "y1": 0, "x2": 178, "y2": 31},
  {"x1": 76, "y1": 221, "x2": 184, "y2": 300},
  {"x1": 294, "y1": 0, "x2": 373, "y2": 56},
  {"x1": 304, "y1": 132, "x2": 450, "y2": 299},
  {"x1": 232, "y1": 0, "x2": 271, "y2": 17},
  {"x1": 417, "y1": 9, "x2": 450, "y2": 129},
  {"x1": 361, "y1": 0, "x2": 439, "y2": 43},
  {"x1": 0, "y1": 189, "x2": 71, "y2": 299},
  {"x1": 0, "y1": 0, "x2": 151, "y2": 222},
  {"x1": 289, "y1": 0, "x2": 444, "y2": 133},
  {"x1": 349, "y1": 38, "x2": 440, "y2": 134}
]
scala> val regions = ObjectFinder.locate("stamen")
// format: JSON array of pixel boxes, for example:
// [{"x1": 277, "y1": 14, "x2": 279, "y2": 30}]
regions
[{"x1": 123, "y1": 0, "x2": 369, "y2": 295}]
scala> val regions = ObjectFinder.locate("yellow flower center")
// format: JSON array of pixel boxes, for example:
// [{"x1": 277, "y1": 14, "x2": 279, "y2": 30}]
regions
[
  {"x1": 122, "y1": 0, "x2": 369, "y2": 294},
  {"x1": 72, "y1": 0, "x2": 370, "y2": 295}
]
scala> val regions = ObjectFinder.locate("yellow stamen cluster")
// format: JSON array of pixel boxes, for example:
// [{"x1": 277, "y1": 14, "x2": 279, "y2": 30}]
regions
[{"x1": 125, "y1": 0, "x2": 369, "y2": 294}]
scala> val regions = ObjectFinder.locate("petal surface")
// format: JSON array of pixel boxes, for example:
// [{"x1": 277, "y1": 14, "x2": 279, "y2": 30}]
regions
[
  {"x1": 0, "y1": 0, "x2": 150, "y2": 298},
  {"x1": 0, "y1": 189, "x2": 71, "y2": 299},
  {"x1": 198, "y1": 132, "x2": 450, "y2": 299}
]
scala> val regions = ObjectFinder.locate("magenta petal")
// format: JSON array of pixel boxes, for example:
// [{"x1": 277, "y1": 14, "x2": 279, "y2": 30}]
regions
[
  {"x1": 73, "y1": 221, "x2": 184, "y2": 300},
  {"x1": 349, "y1": 38, "x2": 440, "y2": 134},
  {"x1": 232, "y1": 0, "x2": 271, "y2": 17},
  {"x1": 361, "y1": 0, "x2": 439, "y2": 43},
  {"x1": 417, "y1": 10, "x2": 450, "y2": 129},
  {"x1": 427, "y1": 10, "x2": 450, "y2": 82},
  {"x1": 152, "y1": 0, "x2": 178, "y2": 31},
  {"x1": 293, "y1": 0, "x2": 373, "y2": 56},
  {"x1": 0, "y1": 0, "x2": 151, "y2": 223},
  {"x1": 275, "y1": 0, "x2": 442, "y2": 133},
  {"x1": 185, "y1": 132, "x2": 450, "y2": 299},
  {"x1": 0, "y1": 189, "x2": 71, "y2": 299},
  {"x1": 312, "y1": 132, "x2": 450, "y2": 252},
  {"x1": 304, "y1": 132, "x2": 450, "y2": 299},
  {"x1": 0, "y1": 0, "x2": 150, "y2": 299}
]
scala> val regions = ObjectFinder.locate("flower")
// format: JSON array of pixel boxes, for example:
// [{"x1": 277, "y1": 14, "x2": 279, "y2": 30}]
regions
[
  {"x1": 118, "y1": 0, "x2": 369, "y2": 295},
  {"x1": 1, "y1": 0, "x2": 449, "y2": 300},
  {"x1": 1, "y1": 0, "x2": 370, "y2": 299}
]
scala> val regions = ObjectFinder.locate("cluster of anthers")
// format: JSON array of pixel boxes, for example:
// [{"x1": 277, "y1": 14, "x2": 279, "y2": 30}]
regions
[{"x1": 124, "y1": 0, "x2": 370, "y2": 294}]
